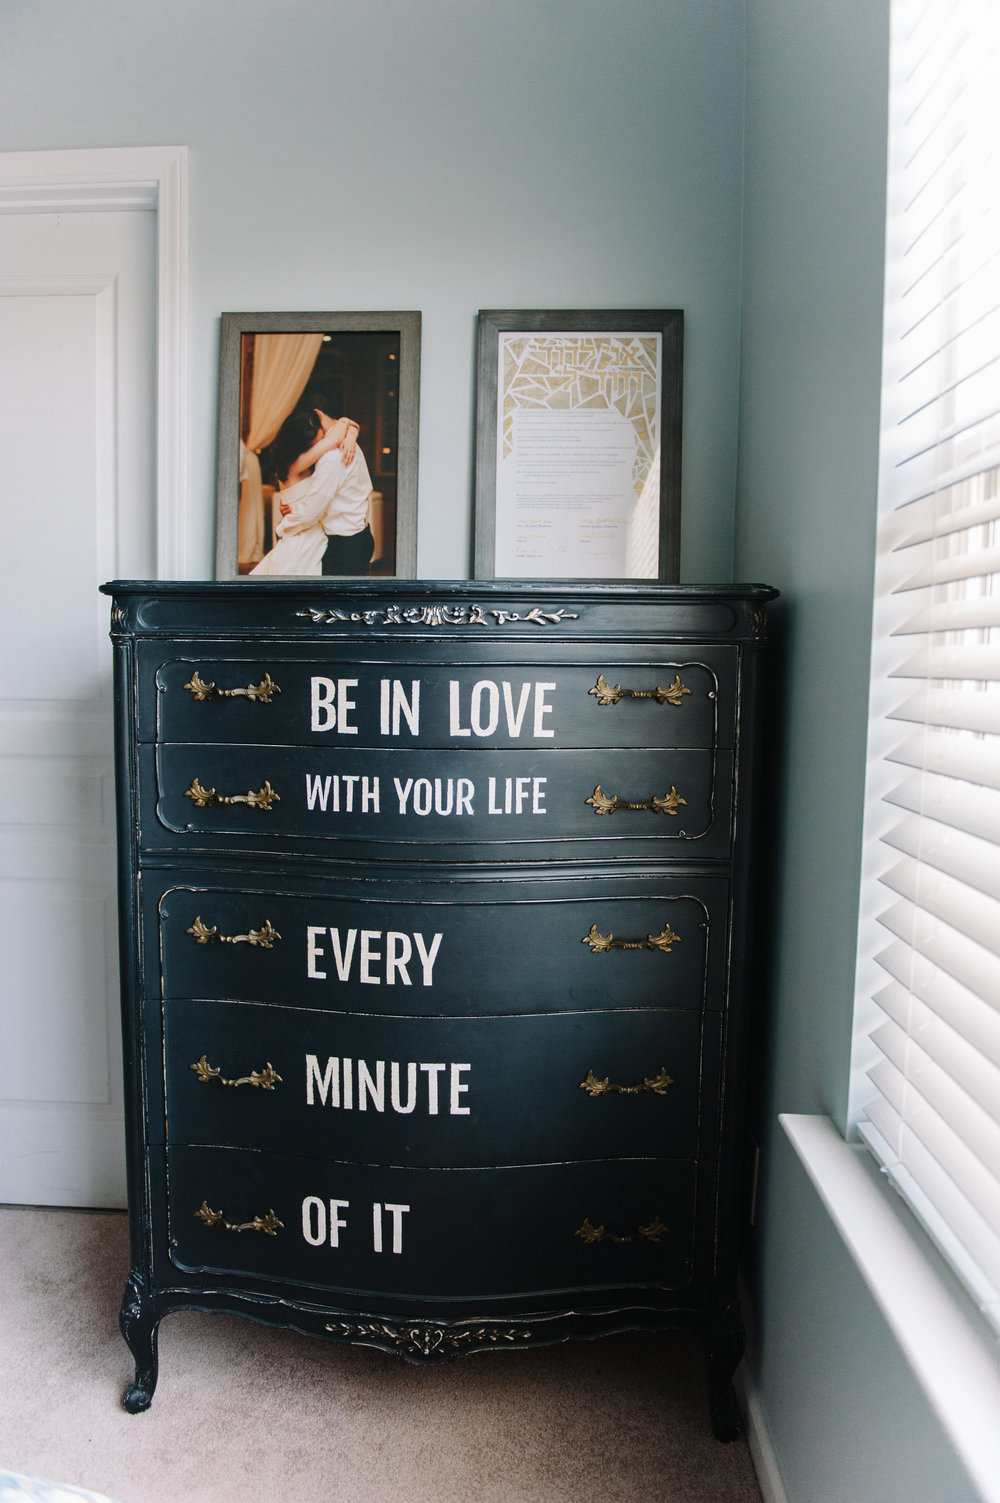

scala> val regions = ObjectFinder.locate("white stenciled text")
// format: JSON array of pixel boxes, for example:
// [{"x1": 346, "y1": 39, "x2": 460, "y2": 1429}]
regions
[
  {"x1": 306, "y1": 927, "x2": 443, "y2": 985},
  {"x1": 449, "y1": 679, "x2": 556, "y2": 739},
  {"x1": 300, "y1": 1196, "x2": 410, "y2": 1255},
  {"x1": 307, "y1": 674, "x2": 560, "y2": 741},
  {"x1": 305, "y1": 1056, "x2": 471, "y2": 1115}
]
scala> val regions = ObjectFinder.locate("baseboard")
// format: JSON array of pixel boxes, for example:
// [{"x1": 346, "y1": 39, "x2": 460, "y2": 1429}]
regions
[{"x1": 734, "y1": 1363, "x2": 790, "y2": 1503}]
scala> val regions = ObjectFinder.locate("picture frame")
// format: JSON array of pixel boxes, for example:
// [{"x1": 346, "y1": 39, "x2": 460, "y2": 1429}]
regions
[
  {"x1": 473, "y1": 309, "x2": 683, "y2": 582},
  {"x1": 215, "y1": 311, "x2": 421, "y2": 580}
]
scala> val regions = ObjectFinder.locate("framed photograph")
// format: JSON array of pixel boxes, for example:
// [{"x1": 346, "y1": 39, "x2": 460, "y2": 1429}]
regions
[
  {"x1": 474, "y1": 309, "x2": 682, "y2": 582},
  {"x1": 215, "y1": 311, "x2": 420, "y2": 580}
]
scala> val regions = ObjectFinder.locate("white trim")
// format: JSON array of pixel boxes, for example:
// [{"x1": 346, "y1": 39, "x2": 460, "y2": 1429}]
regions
[
  {"x1": 0, "y1": 146, "x2": 190, "y2": 578},
  {"x1": 151, "y1": 147, "x2": 189, "y2": 580},
  {"x1": 733, "y1": 1364, "x2": 790, "y2": 1503},
  {"x1": 0, "y1": 183, "x2": 158, "y2": 213},
  {"x1": 781, "y1": 1113, "x2": 1000, "y2": 1503},
  {"x1": 93, "y1": 274, "x2": 117, "y2": 648}
]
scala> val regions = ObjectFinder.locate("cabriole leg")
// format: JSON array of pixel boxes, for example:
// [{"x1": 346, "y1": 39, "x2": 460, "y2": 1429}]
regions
[
  {"x1": 119, "y1": 1270, "x2": 159, "y2": 1413},
  {"x1": 707, "y1": 1301, "x2": 745, "y2": 1441}
]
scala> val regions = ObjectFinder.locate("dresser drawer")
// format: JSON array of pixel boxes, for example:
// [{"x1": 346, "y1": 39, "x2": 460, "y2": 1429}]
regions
[
  {"x1": 165, "y1": 1146, "x2": 700, "y2": 1299},
  {"x1": 153, "y1": 878, "x2": 727, "y2": 1015},
  {"x1": 148, "y1": 743, "x2": 733, "y2": 857},
  {"x1": 146, "y1": 653, "x2": 732, "y2": 751},
  {"x1": 161, "y1": 1000, "x2": 720, "y2": 1166}
]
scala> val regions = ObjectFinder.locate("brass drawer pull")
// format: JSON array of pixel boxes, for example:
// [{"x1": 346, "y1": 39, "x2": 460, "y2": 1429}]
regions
[
  {"x1": 575, "y1": 1215, "x2": 669, "y2": 1245},
  {"x1": 183, "y1": 670, "x2": 280, "y2": 703},
  {"x1": 581, "y1": 922, "x2": 681, "y2": 954},
  {"x1": 184, "y1": 777, "x2": 280, "y2": 810},
  {"x1": 186, "y1": 916, "x2": 281, "y2": 948},
  {"x1": 194, "y1": 1200, "x2": 283, "y2": 1236},
  {"x1": 586, "y1": 784, "x2": 687, "y2": 817},
  {"x1": 589, "y1": 673, "x2": 691, "y2": 707},
  {"x1": 190, "y1": 1054, "x2": 282, "y2": 1091},
  {"x1": 579, "y1": 1067, "x2": 674, "y2": 1097}
]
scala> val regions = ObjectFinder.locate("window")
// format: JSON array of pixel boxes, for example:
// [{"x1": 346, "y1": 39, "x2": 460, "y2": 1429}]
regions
[{"x1": 850, "y1": 0, "x2": 1000, "y2": 1332}]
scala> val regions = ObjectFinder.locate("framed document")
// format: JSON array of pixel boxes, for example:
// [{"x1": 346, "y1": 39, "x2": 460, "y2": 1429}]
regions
[
  {"x1": 473, "y1": 309, "x2": 682, "y2": 581},
  {"x1": 215, "y1": 311, "x2": 420, "y2": 580}
]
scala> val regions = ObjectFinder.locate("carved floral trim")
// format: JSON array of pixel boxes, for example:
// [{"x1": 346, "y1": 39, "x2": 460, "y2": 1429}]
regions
[
  {"x1": 295, "y1": 603, "x2": 580, "y2": 629},
  {"x1": 326, "y1": 1319, "x2": 533, "y2": 1356}
]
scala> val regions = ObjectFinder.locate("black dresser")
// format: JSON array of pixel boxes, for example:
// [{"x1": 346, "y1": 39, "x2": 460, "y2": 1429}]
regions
[{"x1": 101, "y1": 579, "x2": 775, "y2": 1437}]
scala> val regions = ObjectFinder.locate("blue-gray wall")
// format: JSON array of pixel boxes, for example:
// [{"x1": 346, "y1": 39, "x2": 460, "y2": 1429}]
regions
[
  {"x1": 0, "y1": 1, "x2": 981, "y2": 1496},
  {"x1": 738, "y1": 0, "x2": 886, "y2": 1131},
  {"x1": 2, "y1": 0, "x2": 746, "y2": 582},
  {"x1": 736, "y1": 3, "x2": 980, "y2": 1500}
]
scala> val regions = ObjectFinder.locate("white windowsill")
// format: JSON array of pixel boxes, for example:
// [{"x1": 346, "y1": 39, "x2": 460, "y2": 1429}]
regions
[{"x1": 780, "y1": 1114, "x2": 1000, "y2": 1503}]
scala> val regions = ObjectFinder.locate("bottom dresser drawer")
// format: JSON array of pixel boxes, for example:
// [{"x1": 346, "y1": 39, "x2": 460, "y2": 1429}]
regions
[{"x1": 165, "y1": 1146, "x2": 702, "y2": 1300}]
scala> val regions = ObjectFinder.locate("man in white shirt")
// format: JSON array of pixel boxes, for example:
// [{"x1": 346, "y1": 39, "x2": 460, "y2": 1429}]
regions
[{"x1": 278, "y1": 437, "x2": 375, "y2": 575}]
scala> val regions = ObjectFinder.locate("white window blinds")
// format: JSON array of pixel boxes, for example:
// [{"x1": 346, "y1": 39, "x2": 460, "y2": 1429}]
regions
[{"x1": 851, "y1": 0, "x2": 1000, "y2": 1331}]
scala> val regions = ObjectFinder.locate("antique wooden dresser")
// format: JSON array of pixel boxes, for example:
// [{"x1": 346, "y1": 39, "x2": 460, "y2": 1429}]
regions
[{"x1": 101, "y1": 578, "x2": 775, "y2": 1437}]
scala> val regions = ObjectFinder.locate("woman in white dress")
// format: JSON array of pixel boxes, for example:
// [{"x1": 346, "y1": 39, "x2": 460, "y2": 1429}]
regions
[{"x1": 249, "y1": 409, "x2": 359, "y2": 576}]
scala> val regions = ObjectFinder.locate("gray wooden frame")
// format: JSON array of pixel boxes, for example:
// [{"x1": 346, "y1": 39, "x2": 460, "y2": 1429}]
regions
[
  {"x1": 473, "y1": 309, "x2": 682, "y2": 582},
  {"x1": 215, "y1": 310, "x2": 421, "y2": 579}
]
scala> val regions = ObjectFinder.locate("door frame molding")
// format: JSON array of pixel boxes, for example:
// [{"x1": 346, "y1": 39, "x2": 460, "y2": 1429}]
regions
[{"x1": 0, "y1": 145, "x2": 189, "y2": 577}]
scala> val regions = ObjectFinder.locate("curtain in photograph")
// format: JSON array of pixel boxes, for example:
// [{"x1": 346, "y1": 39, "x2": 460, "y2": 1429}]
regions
[{"x1": 238, "y1": 333, "x2": 324, "y2": 568}]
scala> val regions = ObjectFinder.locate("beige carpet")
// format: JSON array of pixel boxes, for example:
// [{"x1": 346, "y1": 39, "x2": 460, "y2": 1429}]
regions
[{"x1": 0, "y1": 1207, "x2": 762, "y2": 1503}]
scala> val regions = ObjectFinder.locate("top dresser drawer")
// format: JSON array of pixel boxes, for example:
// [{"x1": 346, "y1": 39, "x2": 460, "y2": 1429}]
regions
[{"x1": 142, "y1": 649, "x2": 736, "y2": 752}]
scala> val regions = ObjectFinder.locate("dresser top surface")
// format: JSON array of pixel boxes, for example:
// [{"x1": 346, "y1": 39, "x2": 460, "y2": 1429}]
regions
[
  {"x1": 101, "y1": 578, "x2": 778, "y2": 602},
  {"x1": 101, "y1": 579, "x2": 778, "y2": 644}
]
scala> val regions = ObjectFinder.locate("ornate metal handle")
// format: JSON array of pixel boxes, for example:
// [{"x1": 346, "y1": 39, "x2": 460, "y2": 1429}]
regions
[
  {"x1": 190, "y1": 1054, "x2": 282, "y2": 1090},
  {"x1": 589, "y1": 673, "x2": 692, "y2": 707},
  {"x1": 575, "y1": 1215, "x2": 669, "y2": 1245},
  {"x1": 186, "y1": 916, "x2": 281, "y2": 948},
  {"x1": 194, "y1": 1200, "x2": 283, "y2": 1236},
  {"x1": 585, "y1": 785, "x2": 687, "y2": 817},
  {"x1": 184, "y1": 777, "x2": 280, "y2": 810},
  {"x1": 581, "y1": 922, "x2": 681, "y2": 954},
  {"x1": 183, "y1": 670, "x2": 280, "y2": 702},
  {"x1": 579, "y1": 1067, "x2": 674, "y2": 1097}
]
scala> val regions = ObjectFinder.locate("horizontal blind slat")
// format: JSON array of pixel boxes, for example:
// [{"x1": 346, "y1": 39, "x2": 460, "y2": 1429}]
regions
[
  {"x1": 890, "y1": 468, "x2": 1000, "y2": 548},
  {"x1": 898, "y1": 288, "x2": 1000, "y2": 377},
  {"x1": 895, "y1": 541, "x2": 1000, "y2": 591},
  {"x1": 900, "y1": 229, "x2": 1000, "y2": 305},
  {"x1": 891, "y1": 644, "x2": 1000, "y2": 680},
  {"x1": 887, "y1": 731, "x2": 1000, "y2": 791},
  {"x1": 886, "y1": 438, "x2": 1000, "y2": 512},
  {"x1": 894, "y1": 589, "x2": 1000, "y2": 632},
  {"x1": 899, "y1": 240, "x2": 1000, "y2": 345},
  {"x1": 890, "y1": 420, "x2": 1000, "y2": 506},
  {"x1": 869, "y1": 1053, "x2": 908, "y2": 1114},
  {"x1": 874, "y1": 973, "x2": 1000, "y2": 1070},
  {"x1": 888, "y1": 687, "x2": 1000, "y2": 734},
  {"x1": 894, "y1": 409, "x2": 1000, "y2": 473},
  {"x1": 895, "y1": 1082, "x2": 1000, "y2": 1234},
  {"x1": 896, "y1": 357, "x2": 1000, "y2": 452},
  {"x1": 879, "y1": 854, "x2": 1000, "y2": 954},
  {"x1": 862, "y1": 1115, "x2": 1000, "y2": 1298},
  {"x1": 866, "y1": 1092, "x2": 903, "y2": 1156},
  {"x1": 870, "y1": 1005, "x2": 1000, "y2": 1127},
  {"x1": 866, "y1": 1060, "x2": 1000, "y2": 1243},
  {"x1": 883, "y1": 812, "x2": 1000, "y2": 901},
  {"x1": 877, "y1": 896, "x2": 1000, "y2": 998},
  {"x1": 874, "y1": 940, "x2": 1000, "y2": 1038},
  {"x1": 885, "y1": 770, "x2": 1000, "y2": 839}
]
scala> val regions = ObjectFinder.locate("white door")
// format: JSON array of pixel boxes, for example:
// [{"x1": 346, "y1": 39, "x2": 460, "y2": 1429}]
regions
[{"x1": 0, "y1": 207, "x2": 156, "y2": 1206}]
